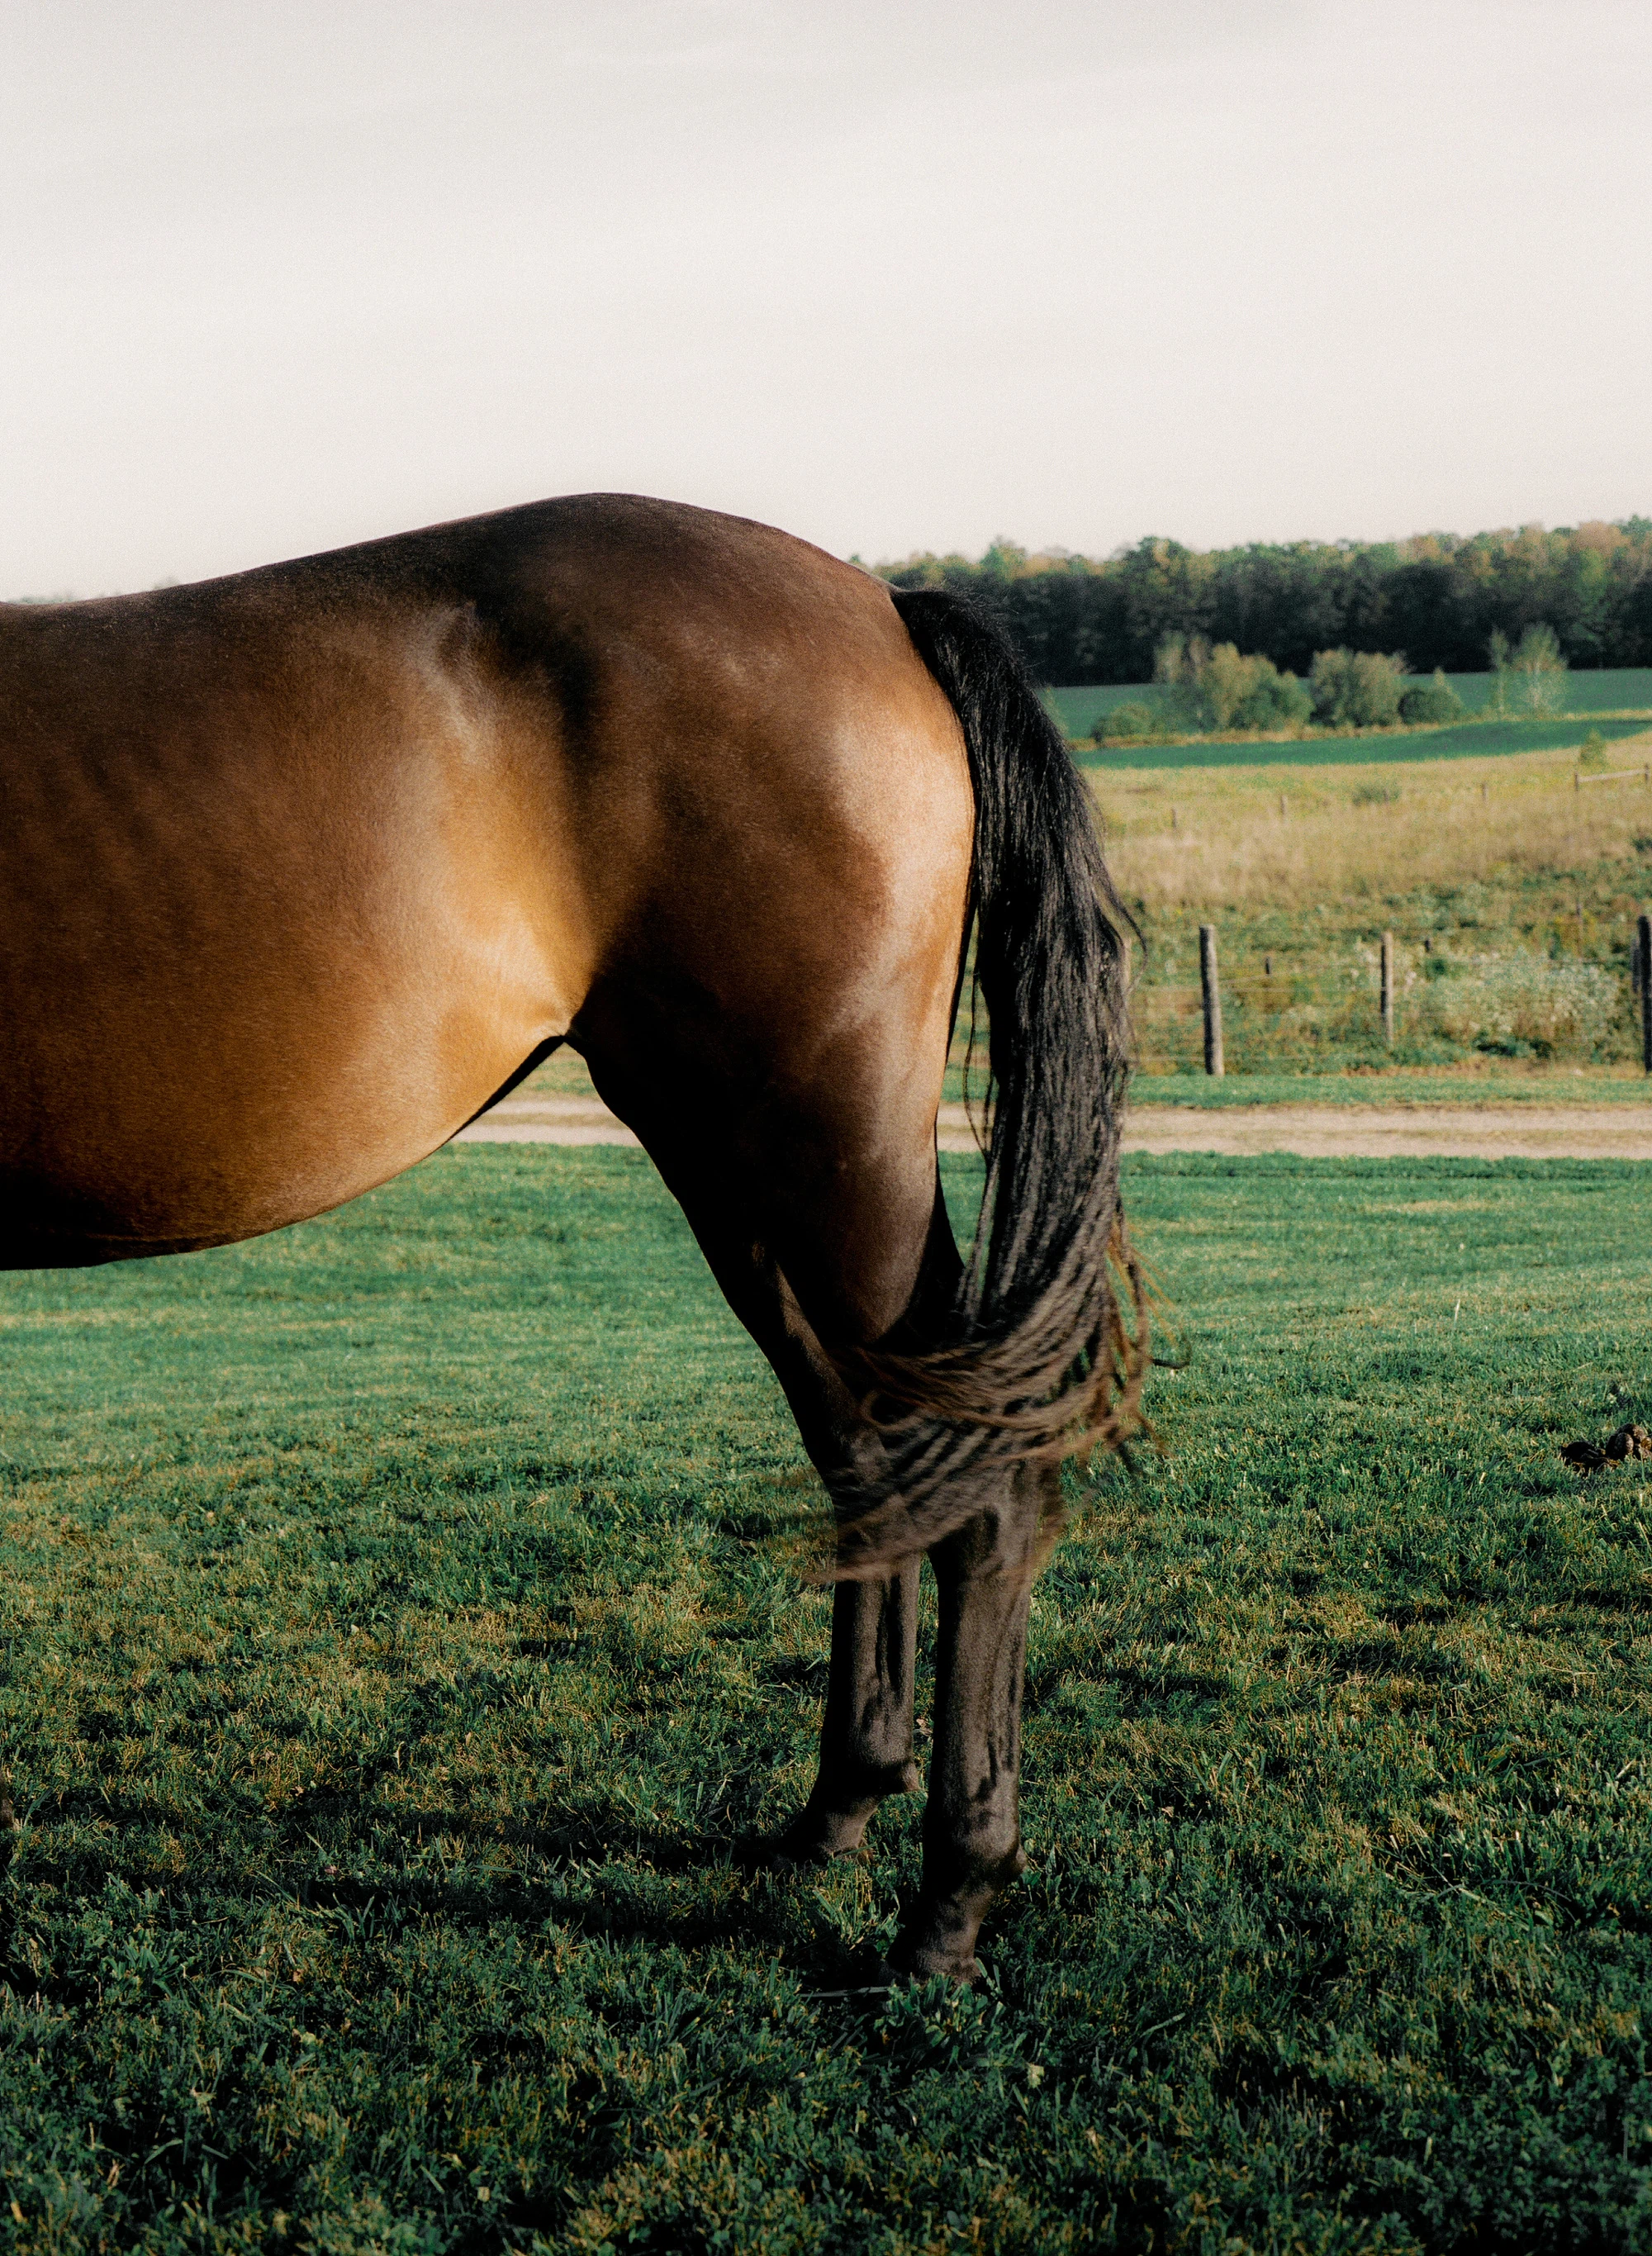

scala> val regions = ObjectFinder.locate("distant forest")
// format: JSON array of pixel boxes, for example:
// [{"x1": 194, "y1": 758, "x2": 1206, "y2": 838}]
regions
[{"x1": 872, "y1": 520, "x2": 1652, "y2": 684}]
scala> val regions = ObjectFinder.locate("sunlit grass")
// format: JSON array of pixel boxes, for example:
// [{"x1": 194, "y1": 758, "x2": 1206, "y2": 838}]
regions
[{"x1": 2, "y1": 1145, "x2": 1650, "y2": 2251}]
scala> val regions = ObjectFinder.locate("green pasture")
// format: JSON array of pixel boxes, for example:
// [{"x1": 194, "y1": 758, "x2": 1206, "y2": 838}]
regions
[
  {"x1": 1417, "y1": 671, "x2": 1652, "y2": 719},
  {"x1": 1048, "y1": 686, "x2": 1175, "y2": 737},
  {"x1": 1075, "y1": 716, "x2": 1652, "y2": 774},
  {"x1": 1124, "y1": 1066, "x2": 1652, "y2": 1108},
  {"x1": 944, "y1": 1062, "x2": 1652, "y2": 1114},
  {"x1": 3, "y1": 1146, "x2": 1651, "y2": 2253},
  {"x1": 1048, "y1": 672, "x2": 1652, "y2": 743}
]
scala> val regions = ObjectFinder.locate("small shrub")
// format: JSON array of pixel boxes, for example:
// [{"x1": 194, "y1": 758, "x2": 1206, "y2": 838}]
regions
[
  {"x1": 1398, "y1": 667, "x2": 1464, "y2": 725},
  {"x1": 1512, "y1": 620, "x2": 1569, "y2": 714},
  {"x1": 1095, "y1": 700, "x2": 1164, "y2": 744},
  {"x1": 1151, "y1": 636, "x2": 1312, "y2": 734},
  {"x1": 1310, "y1": 647, "x2": 1408, "y2": 729},
  {"x1": 1578, "y1": 729, "x2": 1607, "y2": 772},
  {"x1": 1351, "y1": 781, "x2": 1402, "y2": 806},
  {"x1": 1228, "y1": 657, "x2": 1313, "y2": 733}
]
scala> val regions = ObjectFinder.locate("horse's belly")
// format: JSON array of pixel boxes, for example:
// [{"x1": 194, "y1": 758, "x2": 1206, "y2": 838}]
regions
[
  {"x1": 0, "y1": 943, "x2": 567, "y2": 1267},
  {"x1": 0, "y1": 1126, "x2": 425, "y2": 1266}
]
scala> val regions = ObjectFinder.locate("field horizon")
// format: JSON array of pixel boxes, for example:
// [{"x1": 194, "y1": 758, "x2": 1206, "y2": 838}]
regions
[{"x1": 1050, "y1": 670, "x2": 1652, "y2": 748}]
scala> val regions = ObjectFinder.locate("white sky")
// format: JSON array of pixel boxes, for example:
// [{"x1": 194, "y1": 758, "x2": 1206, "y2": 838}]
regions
[{"x1": 4, "y1": 0, "x2": 1650, "y2": 594}]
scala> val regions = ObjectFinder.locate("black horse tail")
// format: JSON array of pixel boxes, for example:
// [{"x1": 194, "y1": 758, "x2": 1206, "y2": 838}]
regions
[{"x1": 830, "y1": 586, "x2": 1146, "y2": 1577}]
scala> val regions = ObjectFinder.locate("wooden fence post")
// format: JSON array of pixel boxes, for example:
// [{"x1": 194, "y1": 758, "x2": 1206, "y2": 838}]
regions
[
  {"x1": 1199, "y1": 924, "x2": 1224, "y2": 1077},
  {"x1": 1640, "y1": 912, "x2": 1652, "y2": 1076},
  {"x1": 1381, "y1": 931, "x2": 1394, "y2": 1046}
]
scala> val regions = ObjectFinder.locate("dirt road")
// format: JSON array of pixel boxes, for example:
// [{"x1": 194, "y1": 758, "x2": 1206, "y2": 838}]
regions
[{"x1": 455, "y1": 1097, "x2": 1652, "y2": 1160}]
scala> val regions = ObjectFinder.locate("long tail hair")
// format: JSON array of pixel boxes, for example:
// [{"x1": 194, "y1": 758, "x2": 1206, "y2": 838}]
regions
[{"x1": 830, "y1": 587, "x2": 1146, "y2": 1575}]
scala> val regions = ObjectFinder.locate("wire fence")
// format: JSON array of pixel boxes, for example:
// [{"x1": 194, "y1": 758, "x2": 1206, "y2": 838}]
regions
[{"x1": 1129, "y1": 932, "x2": 1647, "y2": 1073}]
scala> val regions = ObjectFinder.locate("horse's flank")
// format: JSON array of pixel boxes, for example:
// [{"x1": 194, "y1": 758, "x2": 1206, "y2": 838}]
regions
[{"x1": 0, "y1": 495, "x2": 969, "y2": 1274}]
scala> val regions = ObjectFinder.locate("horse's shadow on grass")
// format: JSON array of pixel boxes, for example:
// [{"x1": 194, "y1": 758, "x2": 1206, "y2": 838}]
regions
[
  {"x1": 7, "y1": 1775, "x2": 896, "y2": 1992},
  {"x1": 354, "y1": 1797, "x2": 898, "y2": 1988}
]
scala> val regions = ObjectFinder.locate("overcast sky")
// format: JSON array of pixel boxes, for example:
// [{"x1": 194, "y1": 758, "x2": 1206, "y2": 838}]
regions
[{"x1": 4, "y1": 0, "x2": 1650, "y2": 594}]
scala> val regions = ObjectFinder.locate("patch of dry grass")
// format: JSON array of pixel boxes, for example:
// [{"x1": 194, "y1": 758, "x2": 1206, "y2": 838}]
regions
[{"x1": 1094, "y1": 737, "x2": 1652, "y2": 916}]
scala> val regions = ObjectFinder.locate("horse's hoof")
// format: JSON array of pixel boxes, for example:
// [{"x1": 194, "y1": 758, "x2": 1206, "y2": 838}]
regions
[
  {"x1": 762, "y1": 1838, "x2": 824, "y2": 1875},
  {"x1": 887, "y1": 1936, "x2": 980, "y2": 1985},
  {"x1": 889, "y1": 1853, "x2": 1024, "y2": 1983},
  {"x1": 762, "y1": 1815, "x2": 864, "y2": 1871},
  {"x1": 762, "y1": 1754, "x2": 925, "y2": 1873}
]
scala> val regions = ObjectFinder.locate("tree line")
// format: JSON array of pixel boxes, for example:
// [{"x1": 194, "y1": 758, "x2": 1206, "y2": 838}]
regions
[{"x1": 871, "y1": 520, "x2": 1652, "y2": 684}]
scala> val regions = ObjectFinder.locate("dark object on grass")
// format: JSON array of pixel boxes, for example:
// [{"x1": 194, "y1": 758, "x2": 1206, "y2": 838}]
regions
[
  {"x1": 1604, "y1": 1423, "x2": 1652, "y2": 1460},
  {"x1": 1562, "y1": 1426, "x2": 1652, "y2": 1470},
  {"x1": 0, "y1": 498, "x2": 1146, "y2": 1985},
  {"x1": 1561, "y1": 1441, "x2": 1607, "y2": 1470}
]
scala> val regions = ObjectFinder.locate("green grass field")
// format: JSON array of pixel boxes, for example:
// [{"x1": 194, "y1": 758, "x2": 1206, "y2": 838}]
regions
[
  {"x1": 3, "y1": 1146, "x2": 1650, "y2": 2254},
  {"x1": 1075, "y1": 717, "x2": 1652, "y2": 774},
  {"x1": 1048, "y1": 674, "x2": 1652, "y2": 743},
  {"x1": 1116, "y1": 1067, "x2": 1652, "y2": 1107},
  {"x1": 1415, "y1": 672, "x2": 1652, "y2": 719}
]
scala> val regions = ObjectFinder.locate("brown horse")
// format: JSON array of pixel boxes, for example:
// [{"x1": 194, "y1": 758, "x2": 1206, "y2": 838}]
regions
[{"x1": 0, "y1": 495, "x2": 1136, "y2": 1980}]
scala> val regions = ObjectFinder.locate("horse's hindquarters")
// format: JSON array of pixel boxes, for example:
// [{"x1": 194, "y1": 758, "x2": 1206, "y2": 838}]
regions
[{"x1": 0, "y1": 495, "x2": 974, "y2": 1285}]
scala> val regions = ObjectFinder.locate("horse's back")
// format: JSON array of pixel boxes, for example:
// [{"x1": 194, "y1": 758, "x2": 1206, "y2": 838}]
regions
[{"x1": 0, "y1": 497, "x2": 969, "y2": 1267}]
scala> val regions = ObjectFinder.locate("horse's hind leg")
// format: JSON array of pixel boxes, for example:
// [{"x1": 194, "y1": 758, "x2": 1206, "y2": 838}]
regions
[
  {"x1": 779, "y1": 1565, "x2": 922, "y2": 1861},
  {"x1": 634, "y1": 1140, "x2": 1046, "y2": 1970},
  {"x1": 895, "y1": 1465, "x2": 1051, "y2": 1983},
  {"x1": 775, "y1": 1182, "x2": 970, "y2": 1863},
  {"x1": 654, "y1": 1185, "x2": 926, "y2": 1862}
]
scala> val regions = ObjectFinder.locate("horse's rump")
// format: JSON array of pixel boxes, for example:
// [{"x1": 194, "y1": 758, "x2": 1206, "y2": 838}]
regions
[{"x1": 0, "y1": 496, "x2": 969, "y2": 1272}]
